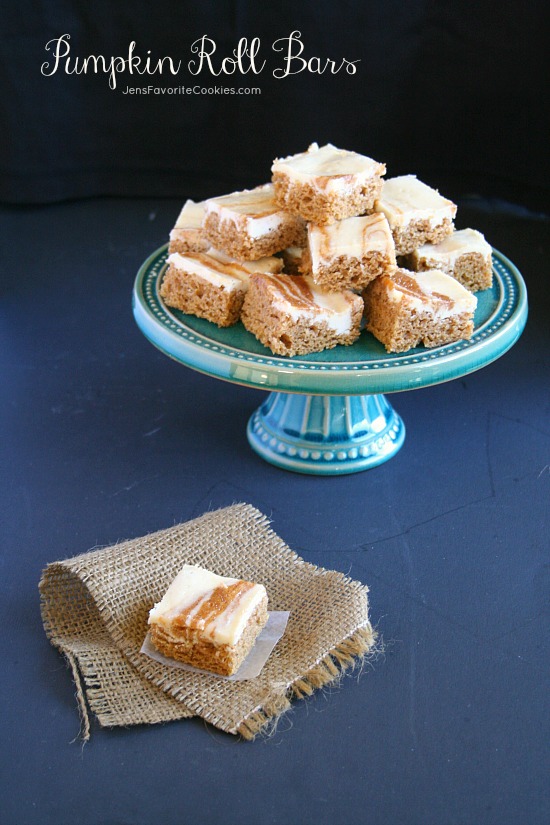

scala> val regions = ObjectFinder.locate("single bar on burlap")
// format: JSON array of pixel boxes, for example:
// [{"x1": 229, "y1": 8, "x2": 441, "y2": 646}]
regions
[{"x1": 40, "y1": 503, "x2": 375, "y2": 739}]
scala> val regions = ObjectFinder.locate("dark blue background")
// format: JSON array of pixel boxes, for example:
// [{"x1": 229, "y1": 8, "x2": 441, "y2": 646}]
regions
[
  {"x1": 1, "y1": 195, "x2": 549, "y2": 825},
  {"x1": 1, "y1": 3, "x2": 549, "y2": 823}
]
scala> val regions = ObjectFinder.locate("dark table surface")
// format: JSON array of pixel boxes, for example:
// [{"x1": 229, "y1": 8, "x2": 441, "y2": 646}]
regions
[{"x1": 1, "y1": 195, "x2": 549, "y2": 825}]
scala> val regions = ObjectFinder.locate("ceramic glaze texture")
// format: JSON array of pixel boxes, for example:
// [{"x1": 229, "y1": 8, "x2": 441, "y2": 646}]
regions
[
  {"x1": 133, "y1": 244, "x2": 527, "y2": 473},
  {"x1": 134, "y1": 245, "x2": 526, "y2": 395},
  {"x1": 247, "y1": 393, "x2": 405, "y2": 474}
]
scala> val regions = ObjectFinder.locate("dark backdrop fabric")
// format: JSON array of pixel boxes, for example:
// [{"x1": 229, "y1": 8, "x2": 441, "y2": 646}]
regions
[{"x1": 1, "y1": 0, "x2": 548, "y2": 206}]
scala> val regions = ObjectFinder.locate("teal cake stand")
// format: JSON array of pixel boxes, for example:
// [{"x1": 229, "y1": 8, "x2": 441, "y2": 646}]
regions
[{"x1": 133, "y1": 246, "x2": 527, "y2": 475}]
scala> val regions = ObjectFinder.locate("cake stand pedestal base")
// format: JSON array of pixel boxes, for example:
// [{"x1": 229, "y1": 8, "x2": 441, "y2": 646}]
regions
[{"x1": 247, "y1": 392, "x2": 405, "y2": 475}]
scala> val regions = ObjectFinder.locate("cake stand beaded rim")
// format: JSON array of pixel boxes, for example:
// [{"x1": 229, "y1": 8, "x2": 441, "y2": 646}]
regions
[{"x1": 132, "y1": 244, "x2": 528, "y2": 396}]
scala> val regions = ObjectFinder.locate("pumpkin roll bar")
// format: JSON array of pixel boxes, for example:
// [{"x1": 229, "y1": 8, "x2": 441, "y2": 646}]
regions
[
  {"x1": 405, "y1": 228, "x2": 493, "y2": 292},
  {"x1": 271, "y1": 142, "x2": 386, "y2": 225},
  {"x1": 202, "y1": 183, "x2": 307, "y2": 261},
  {"x1": 301, "y1": 212, "x2": 396, "y2": 292},
  {"x1": 148, "y1": 564, "x2": 269, "y2": 677},
  {"x1": 374, "y1": 175, "x2": 456, "y2": 255},
  {"x1": 168, "y1": 199, "x2": 209, "y2": 255},
  {"x1": 241, "y1": 272, "x2": 363, "y2": 357},
  {"x1": 160, "y1": 249, "x2": 282, "y2": 327},
  {"x1": 363, "y1": 267, "x2": 477, "y2": 353}
]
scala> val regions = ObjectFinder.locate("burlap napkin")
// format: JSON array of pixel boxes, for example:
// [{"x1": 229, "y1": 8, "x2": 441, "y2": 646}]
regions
[{"x1": 39, "y1": 503, "x2": 375, "y2": 740}]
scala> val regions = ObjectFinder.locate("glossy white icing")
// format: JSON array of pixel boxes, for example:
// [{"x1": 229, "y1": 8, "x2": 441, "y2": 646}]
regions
[
  {"x1": 208, "y1": 247, "x2": 283, "y2": 274},
  {"x1": 173, "y1": 199, "x2": 206, "y2": 229},
  {"x1": 308, "y1": 213, "x2": 395, "y2": 270},
  {"x1": 272, "y1": 144, "x2": 385, "y2": 193},
  {"x1": 205, "y1": 184, "x2": 292, "y2": 238},
  {"x1": 387, "y1": 267, "x2": 477, "y2": 318},
  {"x1": 414, "y1": 228, "x2": 492, "y2": 263},
  {"x1": 167, "y1": 251, "x2": 248, "y2": 291},
  {"x1": 267, "y1": 274, "x2": 355, "y2": 334},
  {"x1": 375, "y1": 175, "x2": 457, "y2": 228},
  {"x1": 148, "y1": 564, "x2": 266, "y2": 646}
]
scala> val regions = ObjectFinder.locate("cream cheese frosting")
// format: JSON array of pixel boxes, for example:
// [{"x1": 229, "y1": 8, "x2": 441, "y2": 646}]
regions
[
  {"x1": 208, "y1": 247, "x2": 283, "y2": 274},
  {"x1": 271, "y1": 143, "x2": 386, "y2": 193},
  {"x1": 414, "y1": 228, "x2": 492, "y2": 263},
  {"x1": 267, "y1": 274, "x2": 356, "y2": 334},
  {"x1": 308, "y1": 213, "x2": 395, "y2": 270},
  {"x1": 173, "y1": 199, "x2": 206, "y2": 229},
  {"x1": 375, "y1": 175, "x2": 457, "y2": 228},
  {"x1": 386, "y1": 267, "x2": 477, "y2": 318},
  {"x1": 148, "y1": 564, "x2": 267, "y2": 646},
  {"x1": 205, "y1": 183, "x2": 293, "y2": 239},
  {"x1": 166, "y1": 250, "x2": 283, "y2": 293},
  {"x1": 167, "y1": 251, "x2": 248, "y2": 292}
]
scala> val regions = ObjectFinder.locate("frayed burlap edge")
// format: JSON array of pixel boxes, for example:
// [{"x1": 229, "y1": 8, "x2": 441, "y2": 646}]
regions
[
  {"x1": 51, "y1": 625, "x2": 377, "y2": 743},
  {"x1": 63, "y1": 650, "x2": 92, "y2": 742},
  {"x1": 237, "y1": 624, "x2": 376, "y2": 740},
  {"x1": 39, "y1": 504, "x2": 378, "y2": 741}
]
